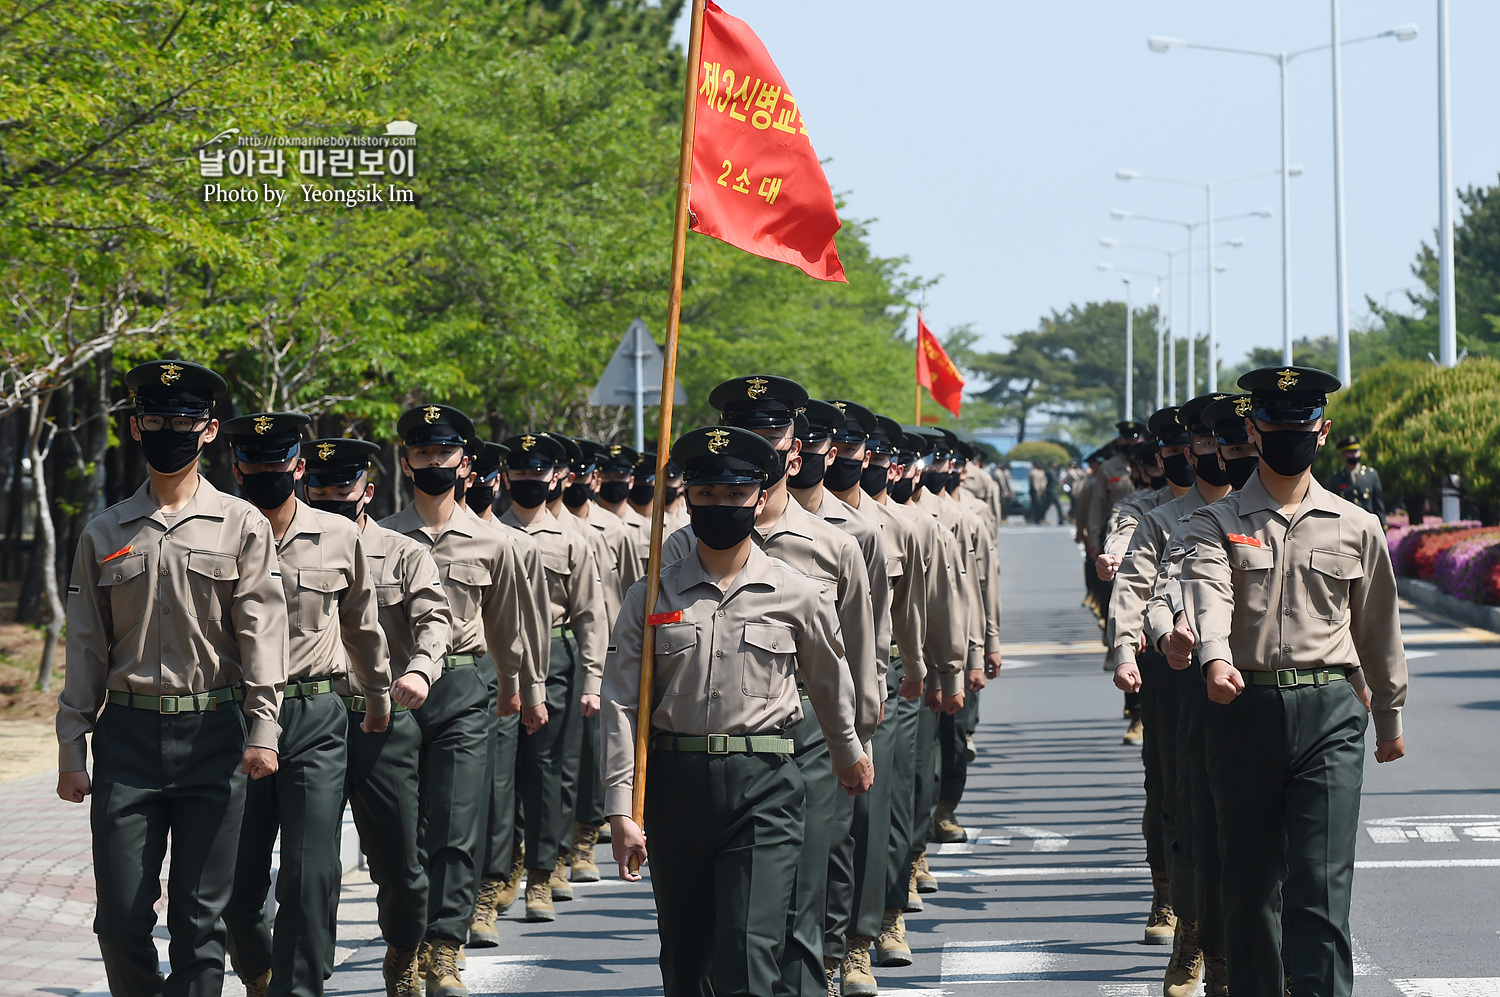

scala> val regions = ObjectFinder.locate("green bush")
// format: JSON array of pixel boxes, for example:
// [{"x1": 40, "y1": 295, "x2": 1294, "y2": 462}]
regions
[
  {"x1": 1316, "y1": 358, "x2": 1429, "y2": 480},
  {"x1": 1007, "y1": 440, "x2": 1072, "y2": 466}
]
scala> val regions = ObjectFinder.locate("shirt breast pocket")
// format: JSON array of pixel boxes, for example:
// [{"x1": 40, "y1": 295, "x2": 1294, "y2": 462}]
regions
[
  {"x1": 654, "y1": 622, "x2": 698, "y2": 698},
  {"x1": 185, "y1": 550, "x2": 239, "y2": 621},
  {"x1": 442, "y1": 561, "x2": 490, "y2": 620},
  {"x1": 98, "y1": 553, "x2": 148, "y2": 630},
  {"x1": 740, "y1": 622, "x2": 795, "y2": 699},
  {"x1": 1229, "y1": 545, "x2": 1276, "y2": 618},
  {"x1": 1306, "y1": 548, "x2": 1363, "y2": 622},
  {"x1": 295, "y1": 567, "x2": 348, "y2": 632}
]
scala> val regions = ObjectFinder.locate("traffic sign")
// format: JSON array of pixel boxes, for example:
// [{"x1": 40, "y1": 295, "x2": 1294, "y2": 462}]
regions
[{"x1": 589, "y1": 318, "x2": 687, "y2": 450}]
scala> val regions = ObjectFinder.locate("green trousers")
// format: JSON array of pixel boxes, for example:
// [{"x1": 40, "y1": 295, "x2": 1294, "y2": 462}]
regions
[
  {"x1": 1158, "y1": 659, "x2": 1196, "y2": 921},
  {"x1": 518, "y1": 634, "x2": 580, "y2": 875},
  {"x1": 225, "y1": 692, "x2": 347, "y2": 997},
  {"x1": 912, "y1": 697, "x2": 941, "y2": 852},
  {"x1": 939, "y1": 687, "x2": 978, "y2": 801},
  {"x1": 884, "y1": 687, "x2": 921, "y2": 911},
  {"x1": 413, "y1": 663, "x2": 490, "y2": 943},
  {"x1": 91, "y1": 701, "x2": 247, "y2": 997},
  {"x1": 1137, "y1": 649, "x2": 1171, "y2": 876},
  {"x1": 1207, "y1": 679, "x2": 1367, "y2": 997},
  {"x1": 574, "y1": 711, "x2": 607, "y2": 828},
  {"x1": 647, "y1": 748, "x2": 804, "y2": 997},
  {"x1": 343, "y1": 709, "x2": 427, "y2": 951},
  {"x1": 478, "y1": 664, "x2": 519, "y2": 884},
  {"x1": 1181, "y1": 672, "x2": 1225, "y2": 955},
  {"x1": 777, "y1": 695, "x2": 836, "y2": 997},
  {"x1": 850, "y1": 658, "x2": 903, "y2": 940}
]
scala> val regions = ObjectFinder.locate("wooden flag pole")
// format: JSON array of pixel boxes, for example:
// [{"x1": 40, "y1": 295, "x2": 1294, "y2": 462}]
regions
[
  {"x1": 915, "y1": 308, "x2": 923, "y2": 424},
  {"x1": 629, "y1": 0, "x2": 706, "y2": 867}
]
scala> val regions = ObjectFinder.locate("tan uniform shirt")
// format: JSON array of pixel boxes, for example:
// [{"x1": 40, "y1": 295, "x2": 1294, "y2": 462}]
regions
[
  {"x1": 564, "y1": 503, "x2": 642, "y2": 628},
  {"x1": 349, "y1": 516, "x2": 451, "y2": 692},
  {"x1": 1104, "y1": 486, "x2": 1174, "y2": 558},
  {"x1": 1182, "y1": 474, "x2": 1407, "y2": 740},
  {"x1": 1085, "y1": 453, "x2": 1135, "y2": 550},
  {"x1": 926, "y1": 491, "x2": 1002, "y2": 656},
  {"x1": 802, "y1": 491, "x2": 892, "y2": 690},
  {"x1": 1109, "y1": 486, "x2": 1207, "y2": 666},
  {"x1": 876, "y1": 499, "x2": 967, "y2": 696},
  {"x1": 662, "y1": 496, "x2": 880, "y2": 747},
  {"x1": 599, "y1": 543, "x2": 862, "y2": 817},
  {"x1": 274, "y1": 501, "x2": 391, "y2": 714},
  {"x1": 380, "y1": 502, "x2": 546, "y2": 708},
  {"x1": 499, "y1": 507, "x2": 609, "y2": 695},
  {"x1": 1072, "y1": 472, "x2": 1098, "y2": 545},
  {"x1": 909, "y1": 488, "x2": 988, "y2": 671},
  {"x1": 58, "y1": 478, "x2": 289, "y2": 770},
  {"x1": 615, "y1": 503, "x2": 653, "y2": 575}
]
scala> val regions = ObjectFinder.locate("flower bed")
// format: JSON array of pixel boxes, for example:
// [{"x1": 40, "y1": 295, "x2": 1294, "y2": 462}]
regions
[
  {"x1": 1434, "y1": 536, "x2": 1500, "y2": 604},
  {"x1": 1389, "y1": 521, "x2": 1481, "y2": 576}
]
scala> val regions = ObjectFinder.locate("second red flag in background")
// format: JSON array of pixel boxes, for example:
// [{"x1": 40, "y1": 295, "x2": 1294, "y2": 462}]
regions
[
  {"x1": 917, "y1": 313, "x2": 965, "y2": 418},
  {"x1": 689, "y1": 0, "x2": 846, "y2": 282}
]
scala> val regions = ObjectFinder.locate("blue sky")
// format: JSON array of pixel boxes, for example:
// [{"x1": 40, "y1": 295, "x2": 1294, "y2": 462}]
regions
[{"x1": 674, "y1": 1, "x2": 1500, "y2": 375}]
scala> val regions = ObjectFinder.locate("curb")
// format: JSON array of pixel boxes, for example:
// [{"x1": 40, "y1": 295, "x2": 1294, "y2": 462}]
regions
[{"x1": 1397, "y1": 577, "x2": 1500, "y2": 633}]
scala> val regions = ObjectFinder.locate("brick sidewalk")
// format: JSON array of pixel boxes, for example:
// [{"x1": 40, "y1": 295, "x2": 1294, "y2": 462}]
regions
[{"x1": 0, "y1": 772, "x2": 104, "y2": 997}]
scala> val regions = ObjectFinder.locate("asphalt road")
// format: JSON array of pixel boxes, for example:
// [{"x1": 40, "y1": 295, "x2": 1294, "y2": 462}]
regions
[{"x1": 315, "y1": 523, "x2": 1500, "y2": 997}]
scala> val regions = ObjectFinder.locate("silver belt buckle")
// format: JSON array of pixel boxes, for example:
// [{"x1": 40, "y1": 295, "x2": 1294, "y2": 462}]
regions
[
  {"x1": 706, "y1": 733, "x2": 730, "y2": 754},
  {"x1": 1275, "y1": 668, "x2": 1298, "y2": 689},
  {"x1": 158, "y1": 695, "x2": 181, "y2": 714}
]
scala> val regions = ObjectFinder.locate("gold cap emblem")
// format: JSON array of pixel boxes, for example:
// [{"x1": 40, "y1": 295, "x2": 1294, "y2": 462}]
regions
[
  {"x1": 422, "y1": 405, "x2": 441, "y2": 424},
  {"x1": 832, "y1": 401, "x2": 847, "y2": 414},
  {"x1": 745, "y1": 377, "x2": 769, "y2": 399},
  {"x1": 706, "y1": 429, "x2": 731, "y2": 454},
  {"x1": 253, "y1": 415, "x2": 274, "y2": 435},
  {"x1": 521, "y1": 435, "x2": 537, "y2": 451},
  {"x1": 609, "y1": 444, "x2": 622, "y2": 457},
  {"x1": 1276, "y1": 369, "x2": 1299, "y2": 390},
  {"x1": 317, "y1": 442, "x2": 337, "y2": 460},
  {"x1": 159, "y1": 362, "x2": 183, "y2": 385},
  {"x1": 1233, "y1": 397, "x2": 1252, "y2": 417}
]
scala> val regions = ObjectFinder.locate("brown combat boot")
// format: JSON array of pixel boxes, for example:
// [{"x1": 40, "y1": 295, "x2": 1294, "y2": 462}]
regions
[
  {"x1": 383, "y1": 946, "x2": 421, "y2": 997},
  {"x1": 876, "y1": 908, "x2": 912, "y2": 967},
  {"x1": 905, "y1": 864, "x2": 924, "y2": 912},
  {"x1": 495, "y1": 844, "x2": 524, "y2": 912},
  {"x1": 1122, "y1": 716, "x2": 1144, "y2": 745},
  {"x1": 914, "y1": 849, "x2": 939, "y2": 892},
  {"x1": 1204, "y1": 952, "x2": 1228, "y2": 997},
  {"x1": 421, "y1": 939, "x2": 467, "y2": 997},
  {"x1": 1163, "y1": 918, "x2": 1204, "y2": 997},
  {"x1": 823, "y1": 957, "x2": 839, "y2": 997},
  {"x1": 524, "y1": 867, "x2": 556, "y2": 922},
  {"x1": 569, "y1": 822, "x2": 601, "y2": 883},
  {"x1": 549, "y1": 854, "x2": 574, "y2": 901},
  {"x1": 595, "y1": 820, "x2": 611, "y2": 843},
  {"x1": 1144, "y1": 872, "x2": 1175, "y2": 945},
  {"x1": 243, "y1": 970, "x2": 271, "y2": 997},
  {"x1": 840, "y1": 937, "x2": 878, "y2": 997},
  {"x1": 933, "y1": 800, "x2": 967, "y2": 843},
  {"x1": 467, "y1": 878, "x2": 502, "y2": 948}
]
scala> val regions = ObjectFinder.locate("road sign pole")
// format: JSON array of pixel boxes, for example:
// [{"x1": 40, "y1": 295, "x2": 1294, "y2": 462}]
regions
[{"x1": 632, "y1": 322, "x2": 646, "y2": 452}]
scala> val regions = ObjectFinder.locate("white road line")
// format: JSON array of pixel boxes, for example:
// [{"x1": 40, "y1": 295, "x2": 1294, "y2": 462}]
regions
[
  {"x1": 1351, "y1": 934, "x2": 1383, "y2": 976},
  {"x1": 462, "y1": 954, "x2": 544, "y2": 993},
  {"x1": 937, "y1": 858, "x2": 1500, "y2": 880},
  {"x1": 1393, "y1": 981, "x2": 1500, "y2": 997},
  {"x1": 940, "y1": 940, "x2": 1059, "y2": 983},
  {"x1": 1097, "y1": 986, "x2": 1156, "y2": 997}
]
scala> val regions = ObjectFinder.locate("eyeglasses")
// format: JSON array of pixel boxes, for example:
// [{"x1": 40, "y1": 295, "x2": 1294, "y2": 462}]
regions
[{"x1": 138, "y1": 414, "x2": 209, "y2": 434}]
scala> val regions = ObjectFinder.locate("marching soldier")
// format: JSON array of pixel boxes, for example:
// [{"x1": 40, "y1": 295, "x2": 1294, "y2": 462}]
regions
[
  {"x1": 1181, "y1": 367, "x2": 1407, "y2": 997},
  {"x1": 629, "y1": 450, "x2": 691, "y2": 535},
  {"x1": 595, "y1": 442, "x2": 652, "y2": 571},
  {"x1": 497, "y1": 433, "x2": 608, "y2": 920},
  {"x1": 1327, "y1": 434, "x2": 1386, "y2": 528},
  {"x1": 602, "y1": 425, "x2": 873, "y2": 997},
  {"x1": 58, "y1": 360, "x2": 288, "y2": 997},
  {"x1": 303, "y1": 438, "x2": 451, "y2": 996},
  {"x1": 219, "y1": 413, "x2": 391, "y2": 997},
  {"x1": 462, "y1": 440, "x2": 508, "y2": 521},
  {"x1": 379, "y1": 404, "x2": 549, "y2": 997}
]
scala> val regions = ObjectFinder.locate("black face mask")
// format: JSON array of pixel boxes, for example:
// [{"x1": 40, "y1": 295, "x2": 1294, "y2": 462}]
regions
[
  {"x1": 1257, "y1": 429, "x2": 1321, "y2": 477},
  {"x1": 139, "y1": 427, "x2": 204, "y2": 474},
  {"x1": 508, "y1": 478, "x2": 551, "y2": 509},
  {"x1": 664, "y1": 484, "x2": 682, "y2": 504},
  {"x1": 465, "y1": 482, "x2": 495, "y2": 515},
  {"x1": 411, "y1": 465, "x2": 458, "y2": 496},
  {"x1": 629, "y1": 481, "x2": 657, "y2": 506},
  {"x1": 944, "y1": 472, "x2": 962, "y2": 494},
  {"x1": 920, "y1": 469, "x2": 947, "y2": 495},
  {"x1": 1148, "y1": 472, "x2": 1168, "y2": 491},
  {"x1": 860, "y1": 464, "x2": 890, "y2": 497},
  {"x1": 309, "y1": 497, "x2": 362, "y2": 521},
  {"x1": 453, "y1": 476, "x2": 467, "y2": 502},
  {"x1": 562, "y1": 481, "x2": 594, "y2": 509},
  {"x1": 547, "y1": 479, "x2": 565, "y2": 503},
  {"x1": 1192, "y1": 452, "x2": 1231, "y2": 488},
  {"x1": 1161, "y1": 453, "x2": 1197, "y2": 488},
  {"x1": 824, "y1": 456, "x2": 864, "y2": 493},
  {"x1": 788, "y1": 449, "x2": 827, "y2": 489},
  {"x1": 1225, "y1": 455, "x2": 1260, "y2": 489},
  {"x1": 1344, "y1": 453, "x2": 1360, "y2": 467},
  {"x1": 763, "y1": 447, "x2": 790, "y2": 487},
  {"x1": 688, "y1": 498, "x2": 759, "y2": 550},
  {"x1": 890, "y1": 477, "x2": 916, "y2": 504},
  {"x1": 240, "y1": 470, "x2": 297, "y2": 509},
  {"x1": 597, "y1": 480, "x2": 631, "y2": 505}
]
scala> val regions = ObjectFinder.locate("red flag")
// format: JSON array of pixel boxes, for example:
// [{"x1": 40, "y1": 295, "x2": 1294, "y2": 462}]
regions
[
  {"x1": 916, "y1": 313, "x2": 965, "y2": 418},
  {"x1": 689, "y1": 1, "x2": 846, "y2": 282}
]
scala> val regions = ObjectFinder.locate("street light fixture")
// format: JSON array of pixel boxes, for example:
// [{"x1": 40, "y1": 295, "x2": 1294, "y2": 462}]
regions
[{"x1": 1147, "y1": 21, "x2": 1417, "y2": 379}]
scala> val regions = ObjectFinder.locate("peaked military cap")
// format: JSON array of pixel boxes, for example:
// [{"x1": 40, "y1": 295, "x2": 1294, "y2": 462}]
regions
[
  {"x1": 542, "y1": 433, "x2": 579, "y2": 470},
  {"x1": 1148, "y1": 407, "x2": 1190, "y2": 447},
  {"x1": 397, "y1": 404, "x2": 475, "y2": 448},
  {"x1": 870, "y1": 415, "x2": 904, "y2": 455},
  {"x1": 303, "y1": 437, "x2": 381, "y2": 487},
  {"x1": 471, "y1": 441, "x2": 511, "y2": 478},
  {"x1": 710, "y1": 375, "x2": 808, "y2": 430},
  {"x1": 126, "y1": 360, "x2": 227, "y2": 415},
  {"x1": 222, "y1": 411, "x2": 311, "y2": 463},
  {"x1": 1202, "y1": 394, "x2": 1255, "y2": 445},
  {"x1": 1178, "y1": 393, "x2": 1230, "y2": 435},
  {"x1": 501, "y1": 433, "x2": 565, "y2": 470},
  {"x1": 572, "y1": 438, "x2": 605, "y2": 473},
  {"x1": 1085, "y1": 449, "x2": 1105, "y2": 464},
  {"x1": 797, "y1": 400, "x2": 847, "y2": 443},
  {"x1": 1237, "y1": 365, "x2": 1341, "y2": 424},
  {"x1": 598, "y1": 441, "x2": 639, "y2": 474},
  {"x1": 672, "y1": 426, "x2": 777, "y2": 485},
  {"x1": 1115, "y1": 420, "x2": 1148, "y2": 441},
  {"x1": 824, "y1": 399, "x2": 879, "y2": 444},
  {"x1": 1131, "y1": 439, "x2": 1162, "y2": 462},
  {"x1": 1337, "y1": 434, "x2": 1361, "y2": 452}
]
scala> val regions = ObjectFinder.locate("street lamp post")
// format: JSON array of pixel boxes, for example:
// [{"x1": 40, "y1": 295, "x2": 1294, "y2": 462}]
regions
[
  {"x1": 1437, "y1": 0, "x2": 1457, "y2": 368},
  {"x1": 1148, "y1": 23, "x2": 1418, "y2": 375},
  {"x1": 1123, "y1": 277, "x2": 1134, "y2": 420}
]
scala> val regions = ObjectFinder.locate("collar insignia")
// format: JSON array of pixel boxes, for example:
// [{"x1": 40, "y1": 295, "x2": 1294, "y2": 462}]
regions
[
  {"x1": 422, "y1": 405, "x2": 441, "y2": 424},
  {"x1": 159, "y1": 363, "x2": 183, "y2": 385},
  {"x1": 521, "y1": 435, "x2": 537, "y2": 451},
  {"x1": 745, "y1": 377, "x2": 769, "y2": 399},
  {"x1": 706, "y1": 429, "x2": 730, "y2": 454},
  {"x1": 253, "y1": 415, "x2": 274, "y2": 435},
  {"x1": 317, "y1": 442, "x2": 337, "y2": 460},
  {"x1": 1276, "y1": 369, "x2": 1299, "y2": 390}
]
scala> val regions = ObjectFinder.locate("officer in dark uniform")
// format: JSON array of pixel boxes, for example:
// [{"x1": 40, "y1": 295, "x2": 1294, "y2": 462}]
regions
[
  {"x1": 58, "y1": 360, "x2": 289, "y2": 997},
  {"x1": 1327, "y1": 434, "x2": 1386, "y2": 528}
]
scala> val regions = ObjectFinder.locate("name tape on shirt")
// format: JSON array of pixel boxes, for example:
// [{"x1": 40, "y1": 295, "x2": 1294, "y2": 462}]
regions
[
  {"x1": 647, "y1": 610, "x2": 683, "y2": 626},
  {"x1": 101, "y1": 544, "x2": 134, "y2": 563},
  {"x1": 1228, "y1": 533, "x2": 1263, "y2": 548}
]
